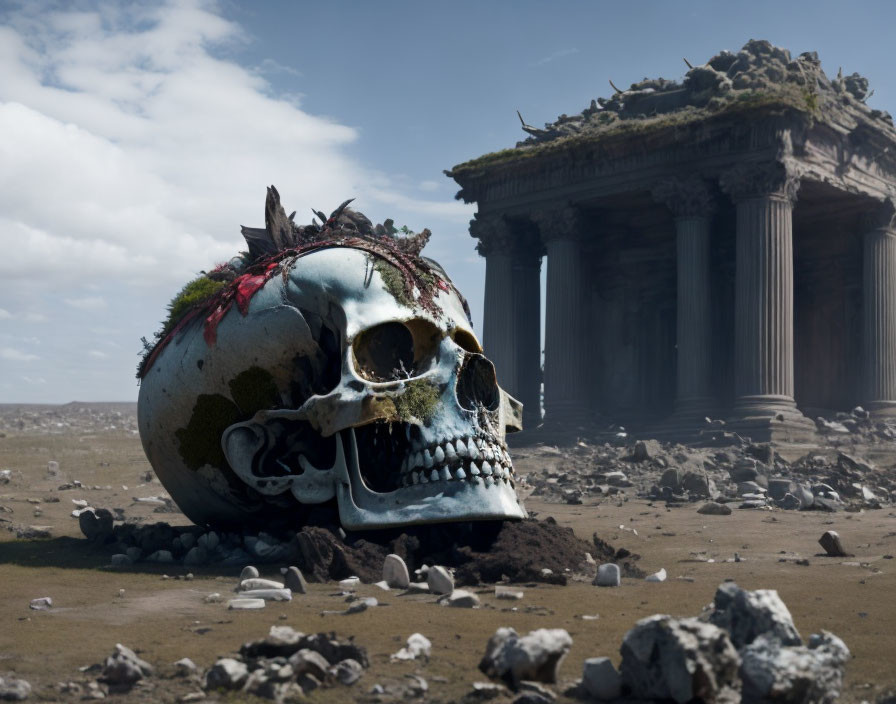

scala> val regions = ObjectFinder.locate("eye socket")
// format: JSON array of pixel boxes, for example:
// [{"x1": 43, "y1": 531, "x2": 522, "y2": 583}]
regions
[
  {"x1": 352, "y1": 319, "x2": 444, "y2": 382},
  {"x1": 452, "y1": 328, "x2": 482, "y2": 354}
]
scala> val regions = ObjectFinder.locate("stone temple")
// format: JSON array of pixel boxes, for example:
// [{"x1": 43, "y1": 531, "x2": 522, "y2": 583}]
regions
[{"x1": 447, "y1": 40, "x2": 896, "y2": 443}]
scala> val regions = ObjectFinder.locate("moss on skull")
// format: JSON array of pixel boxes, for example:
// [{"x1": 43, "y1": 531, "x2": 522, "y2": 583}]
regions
[
  {"x1": 167, "y1": 277, "x2": 227, "y2": 330},
  {"x1": 175, "y1": 393, "x2": 240, "y2": 471},
  {"x1": 393, "y1": 379, "x2": 441, "y2": 424},
  {"x1": 373, "y1": 259, "x2": 414, "y2": 308},
  {"x1": 228, "y1": 366, "x2": 280, "y2": 415}
]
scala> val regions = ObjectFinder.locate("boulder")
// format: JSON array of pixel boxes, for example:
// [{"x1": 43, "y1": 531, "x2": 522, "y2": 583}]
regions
[
  {"x1": 79, "y1": 508, "x2": 114, "y2": 542},
  {"x1": 620, "y1": 615, "x2": 740, "y2": 703},
  {"x1": 204, "y1": 658, "x2": 248, "y2": 690},
  {"x1": 479, "y1": 627, "x2": 572, "y2": 688},
  {"x1": 740, "y1": 631, "x2": 850, "y2": 704},
  {"x1": 818, "y1": 530, "x2": 848, "y2": 557},
  {"x1": 698, "y1": 501, "x2": 732, "y2": 515},
  {"x1": 383, "y1": 554, "x2": 410, "y2": 589},
  {"x1": 285, "y1": 566, "x2": 308, "y2": 594},
  {"x1": 708, "y1": 582, "x2": 802, "y2": 649},
  {"x1": 101, "y1": 644, "x2": 154, "y2": 687},
  {"x1": 427, "y1": 565, "x2": 454, "y2": 595},
  {"x1": 0, "y1": 677, "x2": 31, "y2": 701},
  {"x1": 593, "y1": 563, "x2": 620, "y2": 587},
  {"x1": 582, "y1": 657, "x2": 621, "y2": 700}
]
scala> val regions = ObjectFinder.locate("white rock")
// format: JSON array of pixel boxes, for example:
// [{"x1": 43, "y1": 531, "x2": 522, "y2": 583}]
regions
[
  {"x1": 339, "y1": 576, "x2": 360, "y2": 591},
  {"x1": 383, "y1": 554, "x2": 410, "y2": 589},
  {"x1": 204, "y1": 593, "x2": 222, "y2": 603},
  {"x1": 237, "y1": 578, "x2": 284, "y2": 591},
  {"x1": 594, "y1": 563, "x2": 621, "y2": 587},
  {"x1": 391, "y1": 633, "x2": 432, "y2": 661},
  {"x1": 29, "y1": 596, "x2": 52, "y2": 610},
  {"x1": 284, "y1": 566, "x2": 307, "y2": 594},
  {"x1": 227, "y1": 598, "x2": 266, "y2": 610},
  {"x1": 174, "y1": 657, "x2": 198, "y2": 676},
  {"x1": 495, "y1": 586, "x2": 524, "y2": 600},
  {"x1": 238, "y1": 588, "x2": 292, "y2": 602},
  {"x1": 645, "y1": 568, "x2": 667, "y2": 583},
  {"x1": 708, "y1": 582, "x2": 801, "y2": 648},
  {"x1": 582, "y1": 657, "x2": 622, "y2": 700},
  {"x1": 620, "y1": 615, "x2": 739, "y2": 702},
  {"x1": 239, "y1": 565, "x2": 259, "y2": 580},
  {"x1": 205, "y1": 657, "x2": 248, "y2": 689},
  {"x1": 427, "y1": 565, "x2": 454, "y2": 595},
  {"x1": 479, "y1": 627, "x2": 572, "y2": 687},
  {"x1": 47, "y1": 460, "x2": 60, "y2": 476},
  {"x1": 374, "y1": 580, "x2": 391, "y2": 591}
]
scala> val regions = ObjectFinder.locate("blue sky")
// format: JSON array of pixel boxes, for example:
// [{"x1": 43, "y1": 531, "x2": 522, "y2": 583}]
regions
[{"x1": 1, "y1": 0, "x2": 894, "y2": 402}]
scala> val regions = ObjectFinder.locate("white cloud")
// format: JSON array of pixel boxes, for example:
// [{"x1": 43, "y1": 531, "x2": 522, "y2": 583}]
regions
[
  {"x1": 88, "y1": 349, "x2": 108, "y2": 358},
  {"x1": 64, "y1": 296, "x2": 108, "y2": 311},
  {"x1": 0, "y1": 347, "x2": 38, "y2": 362},
  {"x1": 419, "y1": 180, "x2": 440, "y2": 192},
  {"x1": 21, "y1": 375, "x2": 46, "y2": 384},
  {"x1": 22, "y1": 312, "x2": 48, "y2": 323},
  {"x1": 0, "y1": 308, "x2": 11, "y2": 319},
  {"x1": 532, "y1": 47, "x2": 579, "y2": 67}
]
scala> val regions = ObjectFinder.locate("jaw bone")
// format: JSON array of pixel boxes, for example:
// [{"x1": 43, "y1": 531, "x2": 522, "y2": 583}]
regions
[{"x1": 332, "y1": 428, "x2": 527, "y2": 531}]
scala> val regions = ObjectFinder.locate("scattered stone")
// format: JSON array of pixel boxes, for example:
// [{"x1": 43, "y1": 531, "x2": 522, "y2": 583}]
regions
[
  {"x1": 228, "y1": 598, "x2": 266, "y2": 610},
  {"x1": 708, "y1": 582, "x2": 802, "y2": 648},
  {"x1": 818, "y1": 530, "x2": 848, "y2": 557},
  {"x1": 495, "y1": 585, "x2": 524, "y2": 600},
  {"x1": 182, "y1": 547, "x2": 207, "y2": 566},
  {"x1": 645, "y1": 568, "x2": 667, "y2": 583},
  {"x1": 339, "y1": 576, "x2": 360, "y2": 592},
  {"x1": 479, "y1": 627, "x2": 572, "y2": 688},
  {"x1": 445, "y1": 589, "x2": 481, "y2": 608},
  {"x1": 466, "y1": 681, "x2": 510, "y2": 701},
  {"x1": 620, "y1": 615, "x2": 740, "y2": 703},
  {"x1": 383, "y1": 554, "x2": 410, "y2": 589},
  {"x1": 101, "y1": 644, "x2": 154, "y2": 688},
  {"x1": 741, "y1": 631, "x2": 850, "y2": 703},
  {"x1": 582, "y1": 657, "x2": 622, "y2": 701},
  {"x1": 237, "y1": 578, "x2": 284, "y2": 591},
  {"x1": 285, "y1": 566, "x2": 308, "y2": 594},
  {"x1": 697, "y1": 501, "x2": 732, "y2": 515},
  {"x1": 110, "y1": 554, "x2": 132, "y2": 566},
  {"x1": 427, "y1": 565, "x2": 454, "y2": 595},
  {"x1": 204, "y1": 658, "x2": 248, "y2": 690},
  {"x1": 593, "y1": 563, "x2": 621, "y2": 587},
  {"x1": 330, "y1": 658, "x2": 364, "y2": 686},
  {"x1": 0, "y1": 677, "x2": 31, "y2": 701},
  {"x1": 204, "y1": 593, "x2": 222, "y2": 604},
  {"x1": 391, "y1": 633, "x2": 432, "y2": 662},
  {"x1": 29, "y1": 597, "x2": 52, "y2": 611},
  {"x1": 239, "y1": 565, "x2": 259, "y2": 580},
  {"x1": 174, "y1": 658, "x2": 198, "y2": 677},
  {"x1": 239, "y1": 588, "x2": 292, "y2": 602}
]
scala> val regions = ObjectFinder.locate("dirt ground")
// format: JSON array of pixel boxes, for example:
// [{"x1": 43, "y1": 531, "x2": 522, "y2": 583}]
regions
[{"x1": 2, "y1": 421, "x2": 896, "y2": 702}]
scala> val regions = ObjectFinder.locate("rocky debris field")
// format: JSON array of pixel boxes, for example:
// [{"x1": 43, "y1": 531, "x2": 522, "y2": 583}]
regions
[{"x1": 2, "y1": 403, "x2": 896, "y2": 702}]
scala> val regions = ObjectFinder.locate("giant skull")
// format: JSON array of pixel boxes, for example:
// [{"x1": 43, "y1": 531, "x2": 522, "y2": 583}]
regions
[{"x1": 138, "y1": 195, "x2": 526, "y2": 530}]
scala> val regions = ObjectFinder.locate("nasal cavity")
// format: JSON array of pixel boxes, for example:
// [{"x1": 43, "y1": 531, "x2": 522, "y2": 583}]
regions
[{"x1": 456, "y1": 354, "x2": 500, "y2": 412}]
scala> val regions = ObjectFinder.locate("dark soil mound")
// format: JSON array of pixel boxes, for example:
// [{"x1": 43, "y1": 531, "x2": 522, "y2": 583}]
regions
[{"x1": 295, "y1": 517, "x2": 642, "y2": 586}]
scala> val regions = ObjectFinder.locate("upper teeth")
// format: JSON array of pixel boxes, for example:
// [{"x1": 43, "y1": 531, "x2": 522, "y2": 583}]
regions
[{"x1": 399, "y1": 435, "x2": 513, "y2": 488}]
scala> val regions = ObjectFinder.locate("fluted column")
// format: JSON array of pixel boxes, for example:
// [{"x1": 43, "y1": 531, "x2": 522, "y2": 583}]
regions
[
  {"x1": 514, "y1": 249, "x2": 543, "y2": 428},
  {"x1": 472, "y1": 214, "x2": 518, "y2": 395},
  {"x1": 653, "y1": 176, "x2": 714, "y2": 419},
  {"x1": 533, "y1": 206, "x2": 590, "y2": 425},
  {"x1": 720, "y1": 162, "x2": 810, "y2": 428},
  {"x1": 862, "y1": 200, "x2": 896, "y2": 415}
]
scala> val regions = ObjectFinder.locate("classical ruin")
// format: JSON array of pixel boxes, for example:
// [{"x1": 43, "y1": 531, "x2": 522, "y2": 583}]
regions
[{"x1": 448, "y1": 40, "x2": 896, "y2": 442}]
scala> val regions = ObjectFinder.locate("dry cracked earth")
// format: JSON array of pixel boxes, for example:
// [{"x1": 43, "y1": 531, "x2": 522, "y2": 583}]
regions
[{"x1": 1, "y1": 403, "x2": 896, "y2": 703}]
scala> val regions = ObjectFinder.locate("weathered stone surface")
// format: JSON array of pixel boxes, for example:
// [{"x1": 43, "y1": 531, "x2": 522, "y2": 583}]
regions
[
  {"x1": 383, "y1": 554, "x2": 410, "y2": 589},
  {"x1": 237, "y1": 578, "x2": 284, "y2": 591},
  {"x1": 205, "y1": 658, "x2": 248, "y2": 690},
  {"x1": 285, "y1": 566, "x2": 308, "y2": 594},
  {"x1": 645, "y1": 568, "x2": 667, "y2": 582},
  {"x1": 593, "y1": 563, "x2": 620, "y2": 587},
  {"x1": 174, "y1": 658, "x2": 198, "y2": 676},
  {"x1": 0, "y1": 677, "x2": 31, "y2": 701},
  {"x1": 708, "y1": 582, "x2": 802, "y2": 649},
  {"x1": 740, "y1": 631, "x2": 850, "y2": 703},
  {"x1": 239, "y1": 565, "x2": 259, "y2": 581},
  {"x1": 391, "y1": 633, "x2": 432, "y2": 661},
  {"x1": 101, "y1": 644, "x2": 154, "y2": 687},
  {"x1": 620, "y1": 615, "x2": 740, "y2": 703},
  {"x1": 227, "y1": 598, "x2": 266, "y2": 610},
  {"x1": 582, "y1": 657, "x2": 621, "y2": 701},
  {"x1": 479, "y1": 627, "x2": 572, "y2": 688},
  {"x1": 698, "y1": 501, "x2": 732, "y2": 515},
  {"x1": 446, "y1": 589, "x2": 481, "y2": 608},
  {"x1": 818, "y1": 530, "x2": 847, "y2": 557},
  {"x1": 427, "y1": 565, "x2": 454, "y2": 595},
  {"x1": 239, "y1": 588, "x2": 291, "y2": 602}
]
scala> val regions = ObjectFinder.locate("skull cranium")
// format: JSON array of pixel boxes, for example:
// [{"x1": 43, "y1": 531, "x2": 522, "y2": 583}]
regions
[{"x1": 137, "y1": 208, "x2": 526, "y2": 531}]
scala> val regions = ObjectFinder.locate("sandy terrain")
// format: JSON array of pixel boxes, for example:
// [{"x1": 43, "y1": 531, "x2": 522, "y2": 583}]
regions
[{"x1": 1, "y1": 407, "x2": 895, "y2": 702}]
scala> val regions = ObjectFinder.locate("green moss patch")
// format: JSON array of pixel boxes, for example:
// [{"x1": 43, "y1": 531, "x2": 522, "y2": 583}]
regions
[
  {"x1": 393, "y1": 380, "x2": 440, "y2": 424},
  {"x1": 228, "y1": 366, "x2": 280, "y2": 416},
  {"x1": 175, "y1": 394, "x2": 240, "y2": 471}
]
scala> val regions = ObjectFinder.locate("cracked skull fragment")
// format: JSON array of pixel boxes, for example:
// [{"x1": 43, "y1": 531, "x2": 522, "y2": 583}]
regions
[{"x1": 137, "y1": 188, "x2": 526, "y2": 530}]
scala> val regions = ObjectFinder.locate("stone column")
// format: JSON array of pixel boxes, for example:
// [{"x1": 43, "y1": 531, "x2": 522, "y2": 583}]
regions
[
  {"x1": 533, "y1": 206, "x2": 590, "y2": 426},
  {"x1": 862, "y1": 200, "x2": 896, "y2": 415},
  {"x1": 471, "y1": 214, "x2": 518, "y2": 395},
  {"x1": 513, "y1": 248, "x2": 543, "y2": 428},
  {"x1": 653, "y1": 176, "x2": 714, "y2": 420},
  {"x1": 720, "y1": 162, "x2": 813, "y2": 438}
]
